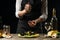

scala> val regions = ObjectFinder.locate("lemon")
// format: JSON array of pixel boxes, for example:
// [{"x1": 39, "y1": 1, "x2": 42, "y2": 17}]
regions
[
  {"x1": 2, "y1": 34, "x2": 6, "y2": 37},
  {"x1": 47, "y1": 31, "x2": 53, "y2": 36},
  {"x1": 51, "y1": 33, "x2": 57, "y2": 38},
  {"x1": 18, "y1": 34, "x2": 21, "y2": 37},
  {"x1": 47, "y1": 30, "x2": 58, "y2": 38}
]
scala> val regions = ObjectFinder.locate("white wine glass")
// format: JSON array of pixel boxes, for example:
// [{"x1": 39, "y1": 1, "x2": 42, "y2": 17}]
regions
[
  {"x1": 44, "y1": 22, "x2": 51, "y2": 33},
  {"x1": 3, "y1": 25, "x2": 10, "y2": 35}
]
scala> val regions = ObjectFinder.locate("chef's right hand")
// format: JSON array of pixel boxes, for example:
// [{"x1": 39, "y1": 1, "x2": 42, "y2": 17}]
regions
[{"x1": 18, "y1": 9, "x2": 27, "y2": 17}]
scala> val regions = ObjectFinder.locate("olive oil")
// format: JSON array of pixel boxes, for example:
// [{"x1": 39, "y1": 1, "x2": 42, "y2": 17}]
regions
[{"x1": 50, "y1": 8, "x2": 58, "y2": 30}]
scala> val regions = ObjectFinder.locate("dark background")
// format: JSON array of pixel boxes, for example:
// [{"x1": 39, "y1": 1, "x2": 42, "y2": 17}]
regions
[{"x1": 0, "y1": 0, "x2": 60, "y2": 33}]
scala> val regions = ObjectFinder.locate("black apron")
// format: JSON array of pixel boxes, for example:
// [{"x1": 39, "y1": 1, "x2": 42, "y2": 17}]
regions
[{"x1": 17, "y1": 0, "x2": 42, "y2": 34}]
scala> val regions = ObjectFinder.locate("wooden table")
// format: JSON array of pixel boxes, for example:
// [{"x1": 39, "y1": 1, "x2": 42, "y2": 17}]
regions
[{"x1": 0, "y1": 34, "x2": 60, "y2": 40}]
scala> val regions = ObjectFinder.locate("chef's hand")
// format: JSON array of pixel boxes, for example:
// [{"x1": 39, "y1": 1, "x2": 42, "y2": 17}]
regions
[
  {"x1": 28, "y1": 20, "x2": 37, "y2": 27},
  {"x1": 28, "y1": 18, "x2": 44, "y2": 27},
  {"x1": 24, "y1": 3, "x2": 31, "y2": 13},
  {"x1": 18, "y1": 3, "x2": 31, "y2": 17},
  {"x1": 18, "y1": 9, "x2": 27, "y2": 17}
]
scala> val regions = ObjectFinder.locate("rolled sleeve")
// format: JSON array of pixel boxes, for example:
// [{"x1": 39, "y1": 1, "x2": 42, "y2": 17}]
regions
[
  {"x1": 15, "y1": 0, "x2": 34, "y2": 18},
  {"x1": 39, "y1": 14, "x2": 48, "y2": 20},
  {"x1": 40, "y1": 0, "x2": 48, "y2": 21},
  {"x1": 15, "y1": 11, "x2": 19, "y2": 18},
  {"x1": 15, "y1": 0, "x2": 22, "y2": 18}
]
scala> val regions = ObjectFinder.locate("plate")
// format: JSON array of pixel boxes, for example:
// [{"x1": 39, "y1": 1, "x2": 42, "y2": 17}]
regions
[{"x1": 18, "y1": 34, "x2": 40, "y2": 38}]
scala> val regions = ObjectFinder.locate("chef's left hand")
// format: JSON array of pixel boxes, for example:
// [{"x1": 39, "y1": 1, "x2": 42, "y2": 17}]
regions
[{"x1": 28, "y1": 20, "x2": 37, "y2": 27}]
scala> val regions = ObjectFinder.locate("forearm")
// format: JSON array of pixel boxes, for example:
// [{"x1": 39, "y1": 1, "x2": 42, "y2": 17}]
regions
[
  {"x1": 18, "y1": 9, "x2": 27, "y2": 16},
  {"x1": 17, "y1": 3, "x2": 31, "y2": 17},
  {"x1": 35, "y1": 0, "x2": 48, "y2": 23},
  {"x1": 35, "y1": 14, "x2": 48, "y2": 23},
  {"x1": 35, "y1": 18, "x2": 44, "y2": 23}
]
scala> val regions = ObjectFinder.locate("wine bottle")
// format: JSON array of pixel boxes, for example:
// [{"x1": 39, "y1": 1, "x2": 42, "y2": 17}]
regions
[{"x1": 50, "y1": 8, "x2": 58, "y2": 30}]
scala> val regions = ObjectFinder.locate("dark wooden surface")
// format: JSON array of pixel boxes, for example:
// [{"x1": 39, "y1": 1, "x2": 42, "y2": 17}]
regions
[{"x1": 0, "y1": 34, "x2": 60, "y2": 40}]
